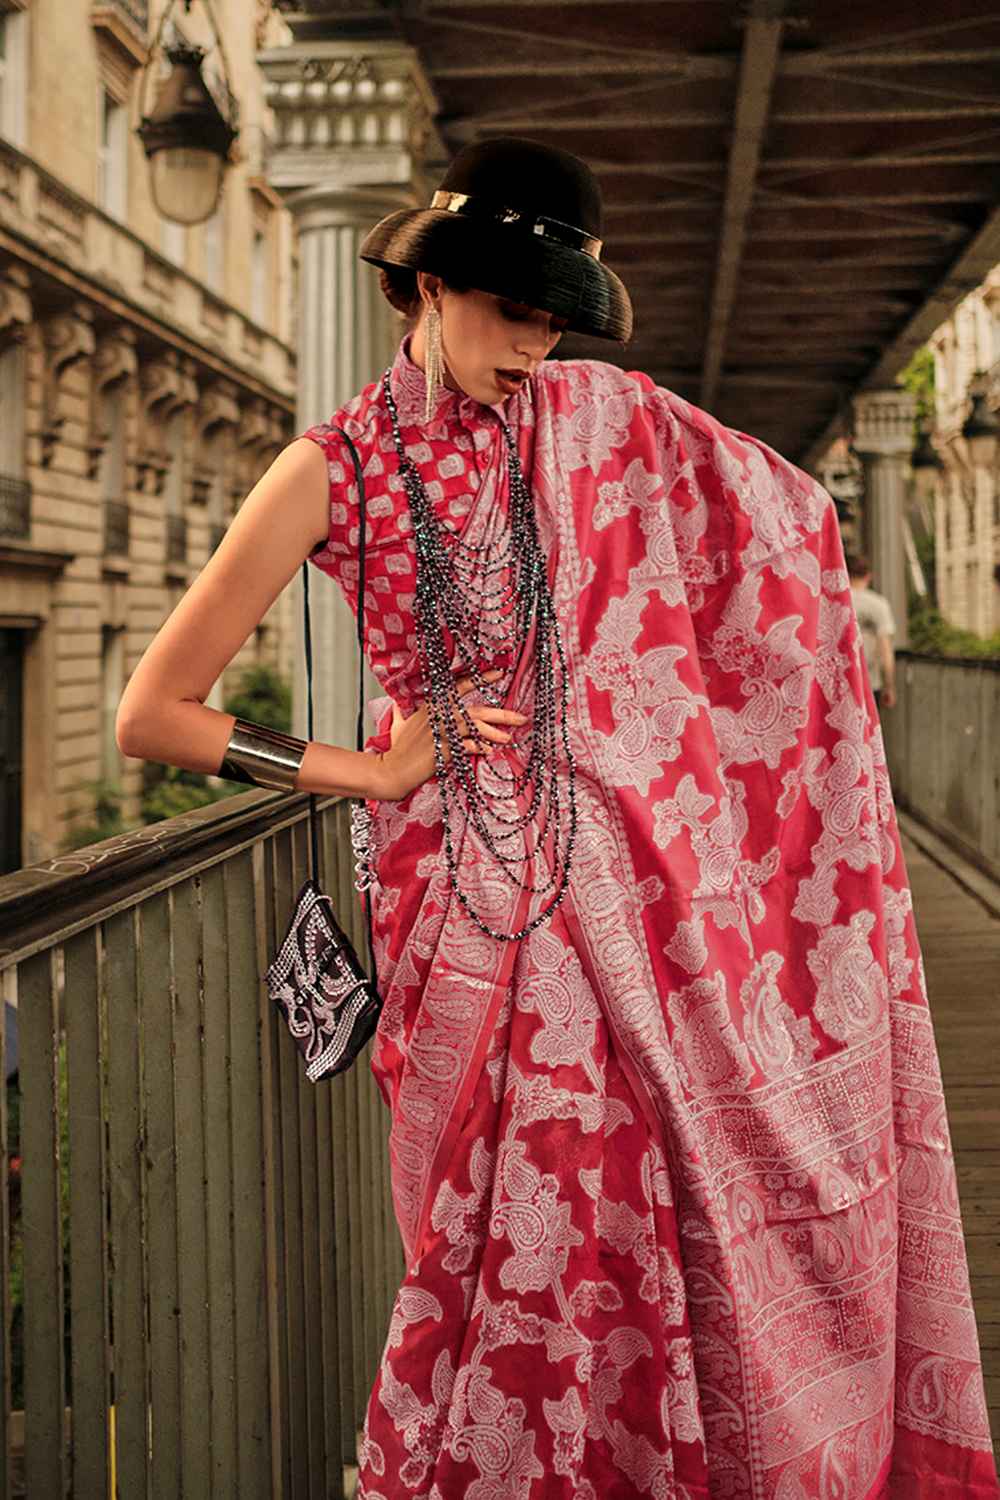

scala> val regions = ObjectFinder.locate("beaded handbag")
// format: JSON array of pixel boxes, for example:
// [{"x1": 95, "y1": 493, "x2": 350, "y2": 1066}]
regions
[{"x1": 265, "y1": 427, "x2": 382, "y2": 1082}]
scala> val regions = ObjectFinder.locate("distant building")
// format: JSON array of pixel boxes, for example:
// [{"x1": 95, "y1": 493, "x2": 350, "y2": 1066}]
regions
[
  {"x1": 927, "y1": 269, "x2": 1000, "y2": 635},
  {"x1": 0, "y1": 0, "x2": 298, "y2": 871}
]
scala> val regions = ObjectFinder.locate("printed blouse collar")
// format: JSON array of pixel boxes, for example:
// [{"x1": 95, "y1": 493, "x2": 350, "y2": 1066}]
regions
[
  {"x1": 387, "y1": 334, "x2": 526, "y2": 431},
  {"x1": 388, "y1": 334, "x2": 459, "y2": 428}
]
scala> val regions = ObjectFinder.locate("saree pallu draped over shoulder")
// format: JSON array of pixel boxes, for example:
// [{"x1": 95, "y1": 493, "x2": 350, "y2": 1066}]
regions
[{"x1": 301, "y1": 342, "x2": 1000, "y2": 1500}]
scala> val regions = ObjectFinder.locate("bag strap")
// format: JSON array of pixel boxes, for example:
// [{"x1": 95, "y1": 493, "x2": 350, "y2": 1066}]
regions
[{"x1": 300, "y1": 424, "x2": 376, "y2": 985}]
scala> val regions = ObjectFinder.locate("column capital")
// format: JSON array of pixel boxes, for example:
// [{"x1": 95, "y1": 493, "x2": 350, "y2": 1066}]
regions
[
  {"x1": 851, "y1": 388, "x2": 917, "y2": 459},
  {"x1": 258, "y1": 38, "x2": 443, "y2": 209},
  {"x1": 284, "y1": 182, "x2": 413, "y2": 235}
]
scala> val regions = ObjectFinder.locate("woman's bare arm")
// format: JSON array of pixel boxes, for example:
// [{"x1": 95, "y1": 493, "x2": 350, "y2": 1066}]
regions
[
  {"x1": 115, "y1": 436, "x2": 383, "y2": 800},
  {"x1": 115, "y1": 437, "x2": 528, "y2": 801}
]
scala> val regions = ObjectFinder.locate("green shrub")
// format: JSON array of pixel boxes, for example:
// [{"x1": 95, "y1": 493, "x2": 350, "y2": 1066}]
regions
[
  {"x1": 60, "y1": 780, "x2": 132, "y2": 851},
  {"x1": 140, "y1": 765, "x2": 239, "y2": 824},
  {"x1": 908, "y1": 598, "x2": 1000, "y2": 660},
  {"x1": 223, "y1": 663, "x2": 292, "y2": 732},
  {"x1": 897, "y1": 345, "x2": 935, "y2": 433}
]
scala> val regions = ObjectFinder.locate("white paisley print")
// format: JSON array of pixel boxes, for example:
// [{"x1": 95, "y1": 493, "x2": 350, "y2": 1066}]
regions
[{"x1": 302, "y1": 340, "x2": 999, "y2": 1499}]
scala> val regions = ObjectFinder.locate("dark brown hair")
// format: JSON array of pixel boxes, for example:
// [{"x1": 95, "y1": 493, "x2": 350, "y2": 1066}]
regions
[
  {"x1": 845, "y1": 554, "x2": 872, "y2": 578},
  {"x1": 378, "y1": 266, "x2": 421, "y2": 319},
  {"x1": 377, "y1": 266, "x2": 472, "y2": 324}
]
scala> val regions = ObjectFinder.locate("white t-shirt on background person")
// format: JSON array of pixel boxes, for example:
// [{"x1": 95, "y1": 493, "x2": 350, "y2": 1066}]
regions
[{"x1": 851, "y1": 585, "x2": 896, "y2": 692}]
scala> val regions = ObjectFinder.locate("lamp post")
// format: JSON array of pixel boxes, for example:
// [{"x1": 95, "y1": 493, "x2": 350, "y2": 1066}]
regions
[
  {"x1": 959, "y1": 374, "x2": 1000, "y2": 632},
  {"x1": 960, "y1": 378, "x2": 1000, "y2": 470},
  {"x1": 909, "y1": 419, "x2": 942, "y2": 520},
  {"x1": 136, "y1": 0, "x2": 238, "y2": 226}
]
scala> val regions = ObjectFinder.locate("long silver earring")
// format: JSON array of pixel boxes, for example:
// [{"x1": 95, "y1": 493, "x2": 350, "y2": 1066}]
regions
[{"x1": 425, "y1": 304, "x2": 443, "y2": 422}]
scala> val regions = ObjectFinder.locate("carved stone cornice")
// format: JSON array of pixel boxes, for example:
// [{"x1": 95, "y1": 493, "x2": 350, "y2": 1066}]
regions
[
  {"x1": 234, "y1": 397, "x2": 289, "y2": 493},
  {"x1": 87, "y1": 324, "x2": 138, "y2": 479},
  {"x1": 137, "y1": 351, "x2": 199, "y2": 490},
  {"x1": 0, "y1": 263, "x2": 31, "y2": 348},
  {"x1": 258, "y1": 38, "x2": 442, "y2": 211},
  {"x1": 195, "y1": 378, "x2": 241, "y2": 444},
  {"x1": 90, "y1": 4, "x2": 150, "y2": 81},
  {"x1": 238, "y1": 395, "x2": 272, "y2": 452},
  {"x1": 238, "y1": 396, "x2": 288, "y2": 458},
  {"x1": 191, "y1": 378, "x2": 241, "y2": 506},
  {"x1": 40, "y1": 303, "x2": 97, "y2": 466}
]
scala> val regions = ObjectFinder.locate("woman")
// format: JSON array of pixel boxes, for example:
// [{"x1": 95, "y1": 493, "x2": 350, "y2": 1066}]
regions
[{"x1": 117, "y1": 138, "x2": 998, "y2": 1498}]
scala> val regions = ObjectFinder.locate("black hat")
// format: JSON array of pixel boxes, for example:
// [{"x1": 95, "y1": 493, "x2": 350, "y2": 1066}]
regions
[{"x1": 359, "y1": 137, "x2": 633, "y2": 343}]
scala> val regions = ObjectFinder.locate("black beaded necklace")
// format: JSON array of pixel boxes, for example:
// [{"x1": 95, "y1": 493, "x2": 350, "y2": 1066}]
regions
[{"x1": 382, "y1": 369, "x2": 577, "y2": 942}]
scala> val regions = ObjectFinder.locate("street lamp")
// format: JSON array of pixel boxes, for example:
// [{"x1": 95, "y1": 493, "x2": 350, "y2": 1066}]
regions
[
  {"x1": 909, "y1": 419, "x2": 942, "y2": 514},
  {"x1": 960, "y1": 375, "x2": 1000, "y2": 470},
  {"x1": 137, "y1": 0, "x2": 238, "y2": 227}
]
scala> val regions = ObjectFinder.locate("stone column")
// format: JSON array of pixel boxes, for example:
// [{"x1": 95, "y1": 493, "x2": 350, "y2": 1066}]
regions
[
  {"x1": 260, "y1": 38, "x2": 440, "y2": 748},
  {"x1": 852, "y1": 389, "x2": 918, "y2": 649}
]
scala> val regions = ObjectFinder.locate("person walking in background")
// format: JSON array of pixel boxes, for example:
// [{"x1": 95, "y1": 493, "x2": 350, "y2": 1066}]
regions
[{"x1": 848, "y1": 553, "x2": 897, "y2": 711}]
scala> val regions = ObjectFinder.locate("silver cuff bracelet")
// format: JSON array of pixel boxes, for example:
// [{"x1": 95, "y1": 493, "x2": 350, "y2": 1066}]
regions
[{"x1": 218, "y1": 718, "x2": 308, "y2": 791}]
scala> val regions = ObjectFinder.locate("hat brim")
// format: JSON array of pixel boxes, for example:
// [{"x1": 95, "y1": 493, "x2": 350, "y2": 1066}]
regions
[{"x1": 360, "y1": 207, "x2": 633, "y2": 343}]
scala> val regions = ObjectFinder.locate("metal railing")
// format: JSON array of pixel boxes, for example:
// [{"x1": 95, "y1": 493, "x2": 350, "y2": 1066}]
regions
[
  {"x1": 165, "y1": 512, "x2": 187, "y2": 564},
  {"x1": 882, "y1": 650, "x2": 1000, "y2": 883},
  {"x1": 0, "y1": 792, "x2": 403, "y2": 1498},
  {"x1": 0, "y1": 476, "x2": 30, "y2": 540},
  {"x1": 103, "y1": 499, "x2": 129, "y2": 557}
]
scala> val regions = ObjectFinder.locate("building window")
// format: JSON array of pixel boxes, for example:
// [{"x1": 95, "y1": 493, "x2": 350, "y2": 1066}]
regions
[
  {"x1": 97, "y1": 89, "x2": 128, "y2": 219},
  {"x1": 99, "y1": 384, "x2": 129, "y2": 555},
  {"x1": 164, "y1": 410, "x2": 187, "y2": 563},
  {"x1": 0, "y1": 10, "x2": 27, "y2": 148},
  {"x1": 963, "y1": 480, "x2": 976, "y2": 542},
  {"x1": 0, "y1": 341, "x2": 29, "y2": 539},
  {"x1": 101, "y1": 625, "x2": 125, "y2": 785},
  {"x1": 965, "y1": 561, "x2": 977, "y2": 628},
  {"x1": 203, "y1": 204, "x2": 224, "y2": 292},
  {"x1": 161, "y1": 217, "x2": 185, "y2": 265},
  {"x1": 251, "y1": 226, "x2": 268, "y2": 326},
  {"x1": 0, "y1": 341, "x2": 26, "y2": 477}
]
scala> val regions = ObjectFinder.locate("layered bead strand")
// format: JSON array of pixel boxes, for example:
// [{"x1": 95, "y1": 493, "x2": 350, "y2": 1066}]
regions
[{"x1": 382, "y1": 372, "x2": 577, "y2": 942}]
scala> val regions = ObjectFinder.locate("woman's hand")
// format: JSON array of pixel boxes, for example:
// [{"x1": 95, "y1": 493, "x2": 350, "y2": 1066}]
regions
[{"x1": 373, "y1": 671, "x2": 528, "y2": 802}]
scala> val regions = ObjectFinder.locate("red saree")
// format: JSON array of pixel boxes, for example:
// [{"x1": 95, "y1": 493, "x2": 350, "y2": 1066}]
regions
[{"x1": 303, "y1": 340, "x2": 998, "y2": 1499}]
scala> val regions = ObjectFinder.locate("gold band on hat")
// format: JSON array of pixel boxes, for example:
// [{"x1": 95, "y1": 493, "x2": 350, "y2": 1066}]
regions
[
  {"x1": 218, "y1": 718, "x2": 307, "y2": 791},
  {"x1": 429, "y1": 190, "x2": 603, "y2": 260}
]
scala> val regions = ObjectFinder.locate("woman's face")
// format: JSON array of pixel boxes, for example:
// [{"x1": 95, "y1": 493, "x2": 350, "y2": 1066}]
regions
[{"x1": 415, "y1": 274, "x2": 568, "y2": 406}]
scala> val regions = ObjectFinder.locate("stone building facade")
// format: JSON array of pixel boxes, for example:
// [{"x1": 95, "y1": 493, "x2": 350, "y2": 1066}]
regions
[
  {"x1": 0, "y1": 0, "x2": 299, "y2": 871},
  {"x1": 257, "y1": 24, "x2": 441, "y2": 757},
  {"x1": 926, "y1": 268, "x2": 1000, "y2": 635}
]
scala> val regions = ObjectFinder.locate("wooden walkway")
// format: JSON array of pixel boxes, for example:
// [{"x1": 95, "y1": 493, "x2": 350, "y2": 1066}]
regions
[{"x1": 902, "y1": 832, "x2": 1000, "y2": 1453}]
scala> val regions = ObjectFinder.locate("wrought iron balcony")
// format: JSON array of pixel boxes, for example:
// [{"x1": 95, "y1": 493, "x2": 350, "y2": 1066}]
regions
[
  {"x1": 166, "y1": 512, "x2": 187, "y2": 564},
  {"x1": 209, "y1": 522, "x2": 227, "y2": 554},
  {"x1": 0, "y1": 474, "x2": 31, "y2": 539},
  {"x1": 103, "y1": 498, "x2": 130, "y2": 556}
]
